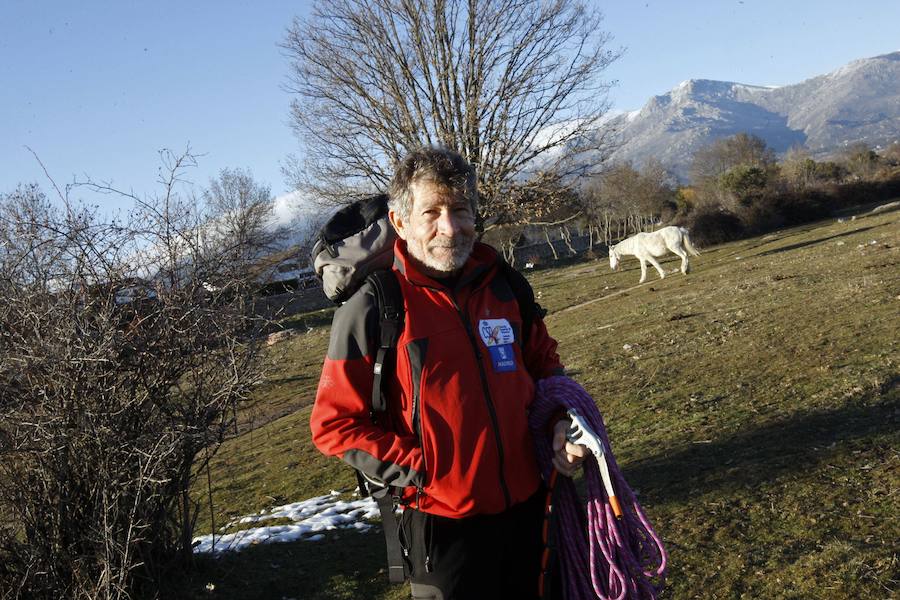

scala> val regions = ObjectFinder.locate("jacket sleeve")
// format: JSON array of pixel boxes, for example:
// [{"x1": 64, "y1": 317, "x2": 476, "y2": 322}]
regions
[
  {"x1": 522, "y1": 311, "x2": 565, "y2": 381},
  {"x1": 310, "y1": 283, "x2": 425, "y2": 489}
]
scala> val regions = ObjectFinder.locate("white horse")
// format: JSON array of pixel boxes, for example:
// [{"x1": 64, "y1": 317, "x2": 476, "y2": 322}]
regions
[{"x1": 609, "y1": 226, "x2": 700, "y2": 283}]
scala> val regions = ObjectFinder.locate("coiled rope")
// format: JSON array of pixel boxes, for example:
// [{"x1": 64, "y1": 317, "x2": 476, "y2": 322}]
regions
[{"x1": 529, "y1": 376, "x2": 668, "y2": 600}]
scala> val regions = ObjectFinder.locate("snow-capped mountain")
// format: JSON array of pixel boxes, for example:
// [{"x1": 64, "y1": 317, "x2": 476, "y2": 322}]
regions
[{"x1": 607, "y1": 51, "x2": 900, "y2": 181}]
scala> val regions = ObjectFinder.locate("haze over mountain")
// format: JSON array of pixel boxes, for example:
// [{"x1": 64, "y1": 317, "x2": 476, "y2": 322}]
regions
[{"x1": 606, "y1": 51, "x2": 900, "y2": 181}]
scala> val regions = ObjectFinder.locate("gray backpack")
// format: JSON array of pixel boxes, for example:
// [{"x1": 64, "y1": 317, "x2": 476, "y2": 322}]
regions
[{"x1": 311, "y1": 194, "x2": 396, "y2": 303}]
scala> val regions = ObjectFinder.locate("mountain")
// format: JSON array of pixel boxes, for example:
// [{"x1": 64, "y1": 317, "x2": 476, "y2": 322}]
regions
[{"x1": 606, "y1": 51, "x2": 900, "y2": 181}]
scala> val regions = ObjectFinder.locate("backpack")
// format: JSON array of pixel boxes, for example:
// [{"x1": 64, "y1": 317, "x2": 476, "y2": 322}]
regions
[
  {"x1": 311, "y1": 193, "x2": 397, "y2": 303},
  {"x1": 311, "y1": 193, "x2": 545, "y2": 583}
]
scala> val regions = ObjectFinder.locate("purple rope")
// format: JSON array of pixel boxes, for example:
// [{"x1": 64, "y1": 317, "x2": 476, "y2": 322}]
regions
[{"x1": 529, "y1": 376, "x2": 667, "y2": 600}]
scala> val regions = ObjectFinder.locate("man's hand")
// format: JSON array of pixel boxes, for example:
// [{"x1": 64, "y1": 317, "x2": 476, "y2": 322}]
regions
[{"x1": 551, "y1": 418, "x2": 589, "y2": 477}]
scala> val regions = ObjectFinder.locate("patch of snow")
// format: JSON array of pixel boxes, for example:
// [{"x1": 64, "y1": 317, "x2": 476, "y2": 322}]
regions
[
  {"x1": 731, "y1": 83, "x2": 776, "y2": 94},
  {"x1": 826, "y1": 57, "x2": 868, "y2": 80},
  {"x1": 192, "y1": 491, "x2": 379, "y2": 555}
]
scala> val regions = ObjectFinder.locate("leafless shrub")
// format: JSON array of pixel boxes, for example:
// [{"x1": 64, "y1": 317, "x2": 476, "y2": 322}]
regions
[{"x1": 0, "y1": 151, "x2": 264, "y2": 599}]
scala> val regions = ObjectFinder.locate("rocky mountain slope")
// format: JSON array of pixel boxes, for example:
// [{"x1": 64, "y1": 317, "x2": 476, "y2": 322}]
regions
[{"x1": 607, "y1": 51, "x2": 900, "y2": 180}]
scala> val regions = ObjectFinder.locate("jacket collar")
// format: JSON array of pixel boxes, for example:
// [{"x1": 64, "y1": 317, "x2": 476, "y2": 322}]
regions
[{"x1": 393, "y1": 240, "x2": 498, "y2": 291}]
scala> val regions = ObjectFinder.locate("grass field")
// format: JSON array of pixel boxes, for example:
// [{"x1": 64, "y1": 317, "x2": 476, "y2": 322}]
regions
[{"x1": 187, "y1": 202, "x2": 899, "y2": 599}]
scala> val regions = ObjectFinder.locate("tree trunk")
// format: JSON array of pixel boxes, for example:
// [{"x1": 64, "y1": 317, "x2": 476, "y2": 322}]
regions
[
  {"x1": 561, "y1": 226, "x2": 577, "y2": 255},
  {"x1": 544, "y1": 228, "x2": 559, "y2": 260},
  {"x1": 504, "y1": 238, "x2": 516, "y2": 266},
  {"x1": 181, "y1": 469, "x2": 194, "y2": 566}
]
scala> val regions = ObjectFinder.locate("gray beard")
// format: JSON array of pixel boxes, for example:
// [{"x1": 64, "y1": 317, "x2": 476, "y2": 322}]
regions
[{"x1": 413, "y1": 235, "x2": 475, "y2": 274}]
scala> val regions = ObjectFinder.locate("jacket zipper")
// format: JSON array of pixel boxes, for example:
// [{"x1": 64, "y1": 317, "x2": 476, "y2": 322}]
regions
[
  {"x1": 412, "y1": 389, "x2": 422, "y2": 440},
  {"x1": 413, "y1": 387, "x2": 426, "y2": 508},
  {"x1": 449, "y1": 291, "x2": 512, "y2": 509},
  {"x1": 412, "y1": 387, "x2": 426, "y2": 509}
]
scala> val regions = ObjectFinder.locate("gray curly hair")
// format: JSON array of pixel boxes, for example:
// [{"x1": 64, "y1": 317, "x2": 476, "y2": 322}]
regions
[{"x1": 388, "y1": 146, "x2": 478, "y2": 220}]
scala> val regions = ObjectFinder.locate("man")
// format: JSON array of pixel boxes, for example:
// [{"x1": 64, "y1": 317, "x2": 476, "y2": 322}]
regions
[{"x1": 311, "y1": 146, "x2": 586, "y2": 599}]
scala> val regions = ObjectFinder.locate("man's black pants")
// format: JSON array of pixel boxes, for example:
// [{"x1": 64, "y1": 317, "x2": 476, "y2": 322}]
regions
[{"x1": 399, "y1": 488, "x2": 560, "y2": 600}]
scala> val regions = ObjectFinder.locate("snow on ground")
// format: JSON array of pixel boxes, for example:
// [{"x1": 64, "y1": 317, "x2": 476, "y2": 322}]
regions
[{"x1": 192, "y1": 491, "x2": 379, "y2": 555}]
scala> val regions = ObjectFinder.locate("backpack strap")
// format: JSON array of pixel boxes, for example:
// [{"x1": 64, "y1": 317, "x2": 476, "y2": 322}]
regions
[
  {"x1": 372, "y1": 486, "x2": 406, "y2": 583},
  {"x1": 366, "y1": 269, "x2": 404, "y2": 415},
  {"x1": 362, "y1": 268, "x2": 407, "y2": 584},
  {"x1": 499, "y1": 260, "x2": 547, "y2": 348}
]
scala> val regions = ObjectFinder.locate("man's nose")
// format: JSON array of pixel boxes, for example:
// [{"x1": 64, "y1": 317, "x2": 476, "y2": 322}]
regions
[{"x1": 436, "y1": 210, "x2": 463, "y2": 236}]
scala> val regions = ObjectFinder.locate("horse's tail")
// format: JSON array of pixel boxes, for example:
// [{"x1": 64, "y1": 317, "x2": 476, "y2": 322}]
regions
[{"x1": 680, "y1": 228, "x2": 701, "y2": 256}]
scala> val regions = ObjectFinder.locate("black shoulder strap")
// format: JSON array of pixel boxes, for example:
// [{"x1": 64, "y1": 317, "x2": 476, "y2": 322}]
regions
[
  {"x1": 366, "y1": 269, "x2": 404, "y2": 415},
  {"x1": 499, "y1": 260, "x2": 546, "y2": 348},
  {"x1": 362, "y1": 269, "x2": 407, "y2": 584}
]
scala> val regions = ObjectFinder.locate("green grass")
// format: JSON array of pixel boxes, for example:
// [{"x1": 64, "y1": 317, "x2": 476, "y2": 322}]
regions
[
  {"x1": 233, "y1": 307, "x2": 335, "y2": 432},
  {"x1": 188, "y1": 203, "x2": 899, "y2": 599}
]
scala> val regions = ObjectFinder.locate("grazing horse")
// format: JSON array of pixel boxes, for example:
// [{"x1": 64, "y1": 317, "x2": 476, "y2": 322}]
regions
[{"x1": 609, "y1": 226, "x2": 700, "y2": 283}]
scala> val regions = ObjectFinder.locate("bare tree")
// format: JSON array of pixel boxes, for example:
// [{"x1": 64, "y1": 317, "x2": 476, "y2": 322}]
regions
[
  {"x1": 840, "y1": 142, "x2": 880, "y2": 181},
  {"x1": 499, "y1": 171, "x2": 582, "y2": 260},
  {"x1": 0, "y1": 152, "x2": 265, "y2": 599},
  {"x1": 780, "y1": 145, "x2": 818, "y2": 190},
  {"x1": 689, "y1": 133, "x2": 777, "y2": 200},
  {"x1": 881, "y1": 141, "x2": 900, "y2": 167},
  {"x1": 581, "y1": 160, "x2": 675, "y2": 243},
  {"x1": 201, "y1": 167, "x2": 298, "y2": 291},
  {"x1": 203, "y1": 168, "x2": 281, "y2": 261},
  {"x1": 494, "y1": 171, "x2": 580, "y2": 226},
  {"x1": 281, "y1": 0, "x2": 621, "y2": 223}
]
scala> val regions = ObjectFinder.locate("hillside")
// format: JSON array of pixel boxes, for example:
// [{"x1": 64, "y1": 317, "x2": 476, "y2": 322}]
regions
[
  {"x1": 188, "y1": 202, "x2": 899, "y2": 599},
  {"x1": 606, "y1": 52, "x2": 900, "y2": 180}
]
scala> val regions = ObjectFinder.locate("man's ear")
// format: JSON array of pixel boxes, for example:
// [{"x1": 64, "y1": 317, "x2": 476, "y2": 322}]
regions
[{"x1": 388, "y1": 209, "x2": 407, "y2": 240}]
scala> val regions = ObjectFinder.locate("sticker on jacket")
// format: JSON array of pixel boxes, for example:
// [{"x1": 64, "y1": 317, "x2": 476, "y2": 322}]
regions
[
  {"x1": 479, "y1": 319, "x2": 517, "y2": 372},
  {"x1": 479, "y1": 319, "x2": 514, "y2": 346}
]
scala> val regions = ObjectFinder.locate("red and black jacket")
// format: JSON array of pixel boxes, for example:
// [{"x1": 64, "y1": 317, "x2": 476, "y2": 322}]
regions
[{"x1": 310, "y1": 241, "x2": 564, "y2": 518}]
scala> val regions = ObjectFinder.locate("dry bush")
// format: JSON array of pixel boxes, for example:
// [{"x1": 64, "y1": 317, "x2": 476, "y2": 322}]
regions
[
  {"x1": 675, "y1": 203, "x2": 744, "y2": 247},
  {"x1": 0, "y1": 153, "x2": 264, "y2": 599}
]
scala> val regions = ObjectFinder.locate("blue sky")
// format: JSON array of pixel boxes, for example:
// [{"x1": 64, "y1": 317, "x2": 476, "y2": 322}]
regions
[{"x1": 2, "y1": 0, "x2": 898, "y2": 212}]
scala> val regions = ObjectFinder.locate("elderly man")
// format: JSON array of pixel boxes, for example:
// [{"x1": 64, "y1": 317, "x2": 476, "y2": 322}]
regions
[{"x1": 311, "y1": 146, "x2": 585, "y2": 599}]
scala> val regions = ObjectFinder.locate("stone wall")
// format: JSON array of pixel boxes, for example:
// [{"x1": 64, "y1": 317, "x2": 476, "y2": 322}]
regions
[{"x1": 510, "y1": 234, "x2": 606, "y2": 265}]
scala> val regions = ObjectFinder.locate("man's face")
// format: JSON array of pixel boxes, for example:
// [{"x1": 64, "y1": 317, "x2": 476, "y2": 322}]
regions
[{"x1": 389, "y1": 181, "x2": 476, "y2": 277}]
